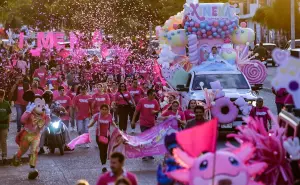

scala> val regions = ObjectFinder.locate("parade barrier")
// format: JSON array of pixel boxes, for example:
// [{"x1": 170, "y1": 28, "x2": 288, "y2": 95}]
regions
[{"x1": 108, "y1": 118, "x2": 178, "y2": 158}]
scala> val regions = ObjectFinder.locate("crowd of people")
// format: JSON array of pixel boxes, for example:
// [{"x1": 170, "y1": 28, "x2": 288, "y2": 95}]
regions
[{"x1": 0, "y1": 32, "x2": 298, "y2": 184}]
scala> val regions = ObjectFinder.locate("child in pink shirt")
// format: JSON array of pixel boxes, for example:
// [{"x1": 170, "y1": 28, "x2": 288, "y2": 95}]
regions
[{"x1": 161, "y1": 101, "x2": 186, "y2": 129}]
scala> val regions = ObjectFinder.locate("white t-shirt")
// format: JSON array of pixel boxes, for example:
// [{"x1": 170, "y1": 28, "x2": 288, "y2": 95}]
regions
[{"x1": 17, "y1": 60, "x2": 29, "y2": 75}]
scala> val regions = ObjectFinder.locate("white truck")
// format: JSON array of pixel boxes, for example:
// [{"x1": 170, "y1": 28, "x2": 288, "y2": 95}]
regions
[{"x1": 176, "y1": 65, "x2": 258, "y2": 131}]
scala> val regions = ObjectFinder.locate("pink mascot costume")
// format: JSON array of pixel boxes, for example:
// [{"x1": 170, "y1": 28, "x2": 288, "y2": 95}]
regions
[{"x1": 12, "y1": 91, "x2": 50, "y2": 180}]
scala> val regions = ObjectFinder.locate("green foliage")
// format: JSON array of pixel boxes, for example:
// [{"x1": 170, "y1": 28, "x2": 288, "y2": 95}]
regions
[
  {"x1": 253, "y1": 0, "x2": 300, "y2": 37},
  {"x1": 1, "y1": 0, "x2": 234, "y2": 36}
]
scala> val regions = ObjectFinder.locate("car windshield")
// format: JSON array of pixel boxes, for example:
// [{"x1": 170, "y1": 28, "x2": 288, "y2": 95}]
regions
[{"x1": 192, "y1": 74, "x2": 250, "y2": 90}]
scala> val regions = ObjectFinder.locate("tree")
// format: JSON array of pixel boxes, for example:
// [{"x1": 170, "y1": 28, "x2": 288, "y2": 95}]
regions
[{"x1": 253, "y1": 0, "x2": 300, "y2": 38}]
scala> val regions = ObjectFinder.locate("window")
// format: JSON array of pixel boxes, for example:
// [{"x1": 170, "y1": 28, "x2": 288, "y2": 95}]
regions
[{"x1": 192, "y1": 74, "x2": 250, "y2": 90}]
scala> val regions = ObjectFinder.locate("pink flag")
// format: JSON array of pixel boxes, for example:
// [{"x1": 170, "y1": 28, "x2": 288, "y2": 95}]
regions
[
  {"x1": 176, "y1": 118, "x2": 218, "y2": 157},
  {"x1": 18, "y1": 32, "x2": 24, "y2": 49},
  {"x1": 67, "y1": 133, "x2": 91, "y2": 150}
]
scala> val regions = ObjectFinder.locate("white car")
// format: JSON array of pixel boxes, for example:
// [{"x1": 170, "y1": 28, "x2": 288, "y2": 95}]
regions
[
  {"x1": 176, "y1": 68, "x2": 257, "y2": 131},
  {"x1": 284, "y1": 39, "x2": 300, "y2": 51}
]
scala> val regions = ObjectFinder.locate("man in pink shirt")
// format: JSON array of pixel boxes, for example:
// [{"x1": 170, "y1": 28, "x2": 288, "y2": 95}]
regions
[
  {"x1": 96, "y1": 152, "x2": 138, "y2": 185},
  {"x1": 73, "y1": 85, "x2": 92, "y2": 146},
  {"x1": 33, "y1": 62, "x2": 48, "y2": 88},
  {"x1": 250, "y1": 97, "x2": 271, "y2": 130},
  {"x1": 54, "y1": 86, "x2": 72, "y2": 127},
  {"x1": 46, "y1": 67, "x2": 60, "y2": 90},
  {"x1": 131, "y1": 89, "x2": 160, "y2": 160},
  {"x1": 128, "y1": 79, "x2": 144, "y2": 123},
  {"x1": 272, "y1": 87, "x2": 289, "y2": 114}
]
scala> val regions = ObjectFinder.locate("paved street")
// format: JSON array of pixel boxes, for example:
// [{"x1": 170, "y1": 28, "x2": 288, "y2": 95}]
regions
[{"x1": 0, "y1": 68, "x2": 278, "y2": 185}]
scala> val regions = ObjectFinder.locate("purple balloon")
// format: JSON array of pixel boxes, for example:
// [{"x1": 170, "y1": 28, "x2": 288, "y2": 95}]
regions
[
  {"x1": 225, "y1": 20, "x2": 231, "y2": 25},
  {"x1": 201, "y1": 29, "x2": 206, "y2": 33},
  {"x1": 212, "y1": 27, "x2": 217, "y2": 32},
  {"x1": 216, "y1": 35, "x2": 221, "y2": 38},
  {"x1": 208, "y1": 36, "x2": 213, "y2": 39},
  {"x1": 190, "y1": 21, "x2": 195, "y2": 27},
  {"x1": 226, "y1": 30, "x2": 230, "y2": 34},
  {"x1": 202, "y1": 34, "x2": 207, "y2": 38},
  {"x1": 208, "y1": 20, "x2": 213, "y2": 26},
  {"x1": 206, "y1": 26, "x2": 212, "y2": 30},
  {"x1": 217, "y1": 28, "x2": 222, "y2": 33}
]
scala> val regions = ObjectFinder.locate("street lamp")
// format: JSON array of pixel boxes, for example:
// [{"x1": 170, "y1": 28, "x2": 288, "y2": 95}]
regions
[{"x1": 291, "y1": 0, "x2": 295, "y2": 49}]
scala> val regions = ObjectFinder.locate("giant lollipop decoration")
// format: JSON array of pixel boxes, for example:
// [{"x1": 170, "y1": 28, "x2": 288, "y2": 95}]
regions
[{"x1": 241, "y1": 60, "x2": 267, "y2": 85}]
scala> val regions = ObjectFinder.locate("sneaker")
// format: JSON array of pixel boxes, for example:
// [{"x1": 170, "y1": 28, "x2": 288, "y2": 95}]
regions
[
  {"x1": 85, "y1": 144, "x2": 90, "y2": 148},
  {"x1": 28, "y1": 169, "x2": 39, "y2": 180},
  {"x1": 142, "y1": 157, "x2": 148, "y2": 161}
]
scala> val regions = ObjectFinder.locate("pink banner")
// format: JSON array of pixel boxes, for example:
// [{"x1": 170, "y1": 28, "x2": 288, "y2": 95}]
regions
[
  {"x1": 108, "y1": 118, "x2": 178, "y2": 158},
  {"x1": 67, "y1": 133, "x2": 91, "y2": 150}
]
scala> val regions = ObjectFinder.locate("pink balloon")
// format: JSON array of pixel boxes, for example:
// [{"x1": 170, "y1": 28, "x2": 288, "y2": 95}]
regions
[
  {"x1": 222, "y1": 26, "x2": 228, "y2": 31},
  {"x1": 240, "y1": 22, "x2": 247, "y2": 28},
  {"x1": 197, "y1": 31, "x2": 201, "y2": 35},
  {"x1": 188, "y1": 27, "x2": 192, "y2": 32},
  {"x1": 195, "y1": 23, "x2": 200, "y2": 28},
  {"x1": 207, "y1": 31, "x2": 212, "y2": 36},
  {"x1": 213, "y1": 21, "x2": 219, "y2": 27}
]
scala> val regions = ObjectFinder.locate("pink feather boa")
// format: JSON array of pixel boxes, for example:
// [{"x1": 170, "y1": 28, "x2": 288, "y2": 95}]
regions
[{"x1": 226, "y1": 116, "x2": 294, "y2": 185}]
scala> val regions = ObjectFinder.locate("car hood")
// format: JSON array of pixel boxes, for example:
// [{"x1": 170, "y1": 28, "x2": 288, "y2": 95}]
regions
[{"x1": 189, "y1": 89, "x2": 256, "y2": 101}]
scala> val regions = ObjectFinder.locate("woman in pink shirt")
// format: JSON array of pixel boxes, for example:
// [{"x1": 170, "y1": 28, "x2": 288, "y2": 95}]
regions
[
  {"x1": 161, "y1": 101, "x2": 186, "y2": 129},
  {"x1": 88, "y1": 104, "x2": 113, "y2": 172},
  {"x1": 92, "y1": 84, "x2": 111, "y2": 115},
  {"x1": 11, "y1": 75, "x2": 28, "y2": 132},
  {"x1": 114, "y1": 83, "x2": 134, "y2": 132},
  {"x1": 109, "y1": 82, "x2": 118, "y2": 122},
  {"x1": 73, "y1": 85, "x2": 92, "y2": 144},
  {"x1": 184, "y1": 100, "x2": 197, "y2": 121},
  {"x1": 32, "y1": 62, "x2": 47, "y2": 88}
]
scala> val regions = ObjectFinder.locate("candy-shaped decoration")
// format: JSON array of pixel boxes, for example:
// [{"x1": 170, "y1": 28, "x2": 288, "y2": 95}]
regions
[
  {"x1": 231, "y1": 27, "x2": 255, "y2": 45},
  {"x1": 220, "y1": 43, "x2": 237, "y2": 63},
  {"x1": 241, "y1": 60, "x2": 267, "y2": 85},
  {"x1": 272, "y1": 48, "x2": 300, "y2": 108},
  {"x1": 167, "y1": 29, "x2": 188, "y2": 55},
  {"x1": 188, "y1": 34, "x2": 199, "y2": 65}
]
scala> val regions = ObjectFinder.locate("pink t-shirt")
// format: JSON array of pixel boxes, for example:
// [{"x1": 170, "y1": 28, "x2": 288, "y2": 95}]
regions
[
  {"x1": 92, "y1": 93, "x2": 111, "y2": 115},
  {"x1": 73, "y1": 94, "x2": 92, "y2": 120},
  {"x1": 162, "y1": 110, "x2": 186, "y2": 121},
  {"x1": 47, "y1": 74, "x2": 59, "y2": 88},
  {"x1": 128, "y1": 87, "x2": 144, "y2": 104},
  {"x1": 93, "y1": 113, "x2": 113, "y2": 136},
  {"x1": 284, "y1": 95, "x2": 294, "y2": 105},
  {"x1": 67, "y1": 90, "x2": 76, "y2": 101},
  {"x1": 32, "y1": 89, "x2": 44, "y2": 96},
  {"x1": 15, "y1": 84, "x2": 27, "y2": 105},
  {"x1": 274, "y1": 88, "x2": 289, "y2": 104},
  {"x1": 250, "y1": 106, "x2": 271, "y2": 129},
  {"x1": 52, "y1": 90, "x2": 59, "y2": 100},
  {"x1": 184, "y1": 109, "x2": 195, "y2": 121},
  {"x1": 96, "y1": 171, "x2": 138, "y2": 185},
  {"x1": 33, "y1": 68, "x2": 47, "y2": 87},
  {"x1": 115, "y1": 92, "x2": 132, "y2": 105},
  {"x1": 54, "y1": 95, "x2": 72, "y2": 120},
  {"x1": 136, "y1": 98, "x2": 160, "y2": 127}
]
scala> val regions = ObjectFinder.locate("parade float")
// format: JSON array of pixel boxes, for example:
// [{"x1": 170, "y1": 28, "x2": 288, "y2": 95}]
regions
[{"x1": 156, "y1": 0, "x2": 268, "y2": 129}]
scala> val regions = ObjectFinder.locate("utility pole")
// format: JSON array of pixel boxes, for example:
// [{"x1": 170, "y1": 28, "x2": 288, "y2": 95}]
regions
[
  {"x1": 291, "y1": 0, "x2": 295, "y2": 49},
  {"x1": 149, "y1": 22, "x2": 153, "y2": 55}
]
